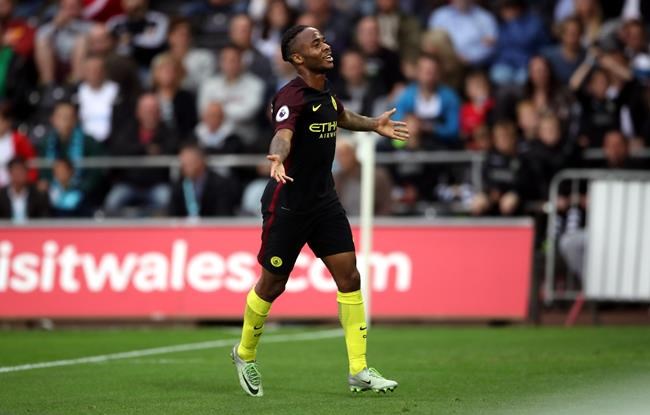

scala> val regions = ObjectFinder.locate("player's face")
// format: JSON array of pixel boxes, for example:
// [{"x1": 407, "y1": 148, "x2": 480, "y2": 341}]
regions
[{"x1": 294, "y1": 28, "x2": 333, "y2": 73}]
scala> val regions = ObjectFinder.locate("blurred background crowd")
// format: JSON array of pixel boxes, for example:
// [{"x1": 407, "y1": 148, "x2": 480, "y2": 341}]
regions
[{"x1": 0, "y1": 0, "x2": 649, "y2": 223}]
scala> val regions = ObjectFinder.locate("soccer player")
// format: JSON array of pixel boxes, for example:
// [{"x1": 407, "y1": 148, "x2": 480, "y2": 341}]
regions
[{"x1": 231, "y1": 25, "x2": 409, "y2": 397}]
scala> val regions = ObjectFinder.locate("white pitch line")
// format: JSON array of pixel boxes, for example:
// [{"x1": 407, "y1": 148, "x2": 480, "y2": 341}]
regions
[{"x1": 0, "y1": 328, "x2": 343, "y2": 374}]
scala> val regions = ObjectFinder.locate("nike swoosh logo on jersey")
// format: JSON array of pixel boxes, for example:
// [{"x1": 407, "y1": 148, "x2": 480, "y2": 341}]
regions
[
  {"x1": 312, "y1": 104, "x2": 322, "y2": 112},
  {"x1": 254, "y1": 324, "x2": 263, "y2": 330},
  {"x1": 360, "y1": 326, "x2": 367, "y2": 331}
]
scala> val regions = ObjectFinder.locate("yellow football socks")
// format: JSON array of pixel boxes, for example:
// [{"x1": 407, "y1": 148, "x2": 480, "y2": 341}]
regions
[
  {"x1": 337, "y1": 290, "x2": 368, "y2": 375},
  {"x1": 237, "y1": 288, "x2": 272, "y2": 362}
]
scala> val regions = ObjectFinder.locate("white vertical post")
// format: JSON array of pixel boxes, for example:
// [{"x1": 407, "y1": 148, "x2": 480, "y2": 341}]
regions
[{"x1": 358, "y1": 132, "x2": 376, "y2": 326}]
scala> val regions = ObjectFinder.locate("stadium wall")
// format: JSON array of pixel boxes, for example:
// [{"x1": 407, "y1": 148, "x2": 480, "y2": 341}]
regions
[{"x1": 0, "y1": 219, "x2": 533, "y2": 321}]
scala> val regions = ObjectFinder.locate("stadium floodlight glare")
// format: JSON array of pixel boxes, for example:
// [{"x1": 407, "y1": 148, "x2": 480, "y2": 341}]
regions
[{"x1": 358, "y1": 132, "x2": 376, "y2": 327}]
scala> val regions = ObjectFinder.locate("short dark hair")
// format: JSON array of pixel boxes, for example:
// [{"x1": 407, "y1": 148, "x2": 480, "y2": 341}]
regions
[
  {"x1": 220, "y1": 43, "x2": 243, "y2": 55},
  {"x1": 179, "y1": 142, "x2": 205, "y2": 157},
  {"x1": 7, "y1": 157, "x2": 27, "y2": 170},
  {"x1": 54, "y1": 157, "x2": 74, "y2": 170},
  {"x1": 281, "y1": 25, "x2": 309, "y2": 62},
  {"x1": 168, "y1": 16, "x2": 191, "y2": 33}
]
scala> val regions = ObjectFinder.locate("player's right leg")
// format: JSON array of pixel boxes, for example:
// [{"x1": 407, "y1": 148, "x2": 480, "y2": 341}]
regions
[{"x1": 232, "y1": 207, "x2": 305, "y2": 397}]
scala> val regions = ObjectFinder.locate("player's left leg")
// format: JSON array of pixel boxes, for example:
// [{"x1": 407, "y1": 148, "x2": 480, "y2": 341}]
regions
[{"x1": 321, "y1": 252, "x2": 398, "y2": 394}]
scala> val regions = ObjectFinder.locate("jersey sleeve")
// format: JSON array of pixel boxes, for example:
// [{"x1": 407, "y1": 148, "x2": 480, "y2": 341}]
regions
[{"x1": 272, "y1": 88, "x2": 304, "y2": 133}]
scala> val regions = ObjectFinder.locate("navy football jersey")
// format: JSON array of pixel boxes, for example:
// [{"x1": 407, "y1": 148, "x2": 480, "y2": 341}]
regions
[{"x1": 262, "y1": 76, "x2": 345, "y2": 213}]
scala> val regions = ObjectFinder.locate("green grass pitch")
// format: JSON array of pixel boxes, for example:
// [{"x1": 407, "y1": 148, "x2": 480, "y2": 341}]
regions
[{"x1": 1, "y1": 326, "x2": 649, "y2": 414}]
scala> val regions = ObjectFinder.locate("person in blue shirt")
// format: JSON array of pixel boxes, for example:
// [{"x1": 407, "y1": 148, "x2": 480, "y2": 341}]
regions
[
  {"x1": 428, "y1": 0, "x2": 498, "y2": 66},
  {"x1": 490, "y1": 0, "x2": 550, "y2": 86},
  {"x1": 392, "y1": 54, "x2": 460, "y2": 149},
  {"x1": 541, "y1": 16, "x2": 586, "y2": 84},
  {"x1": 48, "y1": 157, "x2": 87, "y2": 217}
]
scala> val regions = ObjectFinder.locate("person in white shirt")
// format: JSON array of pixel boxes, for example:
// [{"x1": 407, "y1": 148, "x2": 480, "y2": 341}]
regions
[
  {"x1": 198, "y1": 45, "x2": 265, "y2": 145},
  {"x1": 77, "y1": 55, "x2": 119, "y2": 142},
  {"x1": 35, "y1": 0, "x2": 92, "y2": 84},
  {"x1": 165, "y1": 17, "x2": 216, "y2": 93}
]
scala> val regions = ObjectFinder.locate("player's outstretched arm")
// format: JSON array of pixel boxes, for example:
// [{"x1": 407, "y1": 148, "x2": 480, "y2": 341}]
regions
[
  {"x1": 267, "y1": 128, "x2": 294, "y2": 184},
  {"x1": 338, "y1": 108, "x2": 409, "y2": 141}
]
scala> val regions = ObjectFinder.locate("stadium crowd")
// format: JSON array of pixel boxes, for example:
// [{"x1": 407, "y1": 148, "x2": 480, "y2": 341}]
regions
[{"x1": 0, "y1": 0, "x2": 649, "y2": 222}]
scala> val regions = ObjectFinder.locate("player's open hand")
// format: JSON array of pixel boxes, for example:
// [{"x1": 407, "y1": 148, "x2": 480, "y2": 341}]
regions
[
  {"x1": 374, "y1": 108, "x2": 409, "y2": 141},
  {"x1": 267, "y1": 154, "x2": 294, "y2": 184}
]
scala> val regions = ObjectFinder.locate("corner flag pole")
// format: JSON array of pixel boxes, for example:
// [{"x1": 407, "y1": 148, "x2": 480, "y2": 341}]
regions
[{"x1": 358, "y1": 132, "x2": 376, "y2": 327}]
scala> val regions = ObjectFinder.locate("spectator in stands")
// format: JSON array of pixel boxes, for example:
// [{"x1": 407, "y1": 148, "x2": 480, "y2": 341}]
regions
[
  {"x1": 354, "y1": 16, "x2": 404, "y2": 96},
  {"x1": 420, "y1": 30, "x2": 465, "y2": 91},
  {"x1": 240, "y1": 161, "x2": 270, "y2": 216},
  {"x1": 590, "y1": 129, "x2": 646, "y2": 169},
  {"x1": 0, "y1": 0, "x2": 36, "y2": 59},
  {"x1": 374, "y1": 0, "x2": 421, "y2": 61},
  {"x1": 198, "y1": 45, "x2": 264, "y2": 146},
  {"x1": 254, "y1": 0, "x2": 296, "y2": 60},
  {"x1": 0, "y1": 13, "x2": 35, "y2": 113},
  {"x1": 47, "y1": 157, "x2": 87, "y2": 217},
  {"x1": 106, "y1": 0, "x2": 168, "y2": 71},
  {"x1": 303, "y1": 0, "x2": 351, "y2": 54},
  {"x1": 334, "y1": 138, "x2": 393, "y2": 216},
  {"x1": 181, "y1": 0, "x2": 248, "y2": 49},
  {"x1": 150, "y1": 52, "x2": 197, "y2": 141},
  {"x1": 393, "y1": 54, "x2": 461, "y2": 149},
  {"x1": 471, "y1": 120, "x2": 530, "y2": 216},
  {"x1": 270, "y1": 48, "x2": 296, "y2": 92},
  {"x1": 333, "y1": 49, "x2": 386, "y2": 117},
  {"x1": 460, "y1": 70, "x2": 494, "y2": 149},
  {"x1": 0, "y1": 157, "x2": 50, "y2": 221},
  {"x1": 490, "y1": 0, "x2": 549, "y2": 86},
  {"x1": 191, "y1": 101, "x2": 243, "y2": 154},
  {"x1": 519, "y1": 55, "x2": 572, "y2": 123},
  {"x1": 105, "y1": 93, "x2": 178, "y2": 216},
  {"x1": 383, "y1": 114, "x2": 433, "y2": 209},
  {"x1": 555, "y1": 0, "x2": 612, "y2": 48},
  {"x1": 559, "y1": 127, "x2": 648, "y2": 276},
  {"x1": 229, "y1": 14, "x2": 274, "y2": 84},
  {"x1": 619, "y1": 19, "x2": 650, "y2": 87},
  {"x1": 516, "y1": 99, "x2": 540, "y2": 143},
  {"x1": 570, "y1": 53, "x2": 633, "y2": 148},
  {"x1": 77, "y1": 55, "x2": 119, "y2": 143},
  {"x1": 542, "y1": 16, "x2": 586, "y2": 84},
  {"x1": 71, "y1": 24, "x2": 140, "y2": 104},
  {"x1": 35, "y1": 0, "x2": 92, "y2": 84},
  {"x1": 427, "y1": 0, "x2": 497, "y2": 66},
  {"x1": 37, "y1": 101, "x2": 104, "y2": 198},
  {"x1": 0, "y1": 104, "x2": 37, "y2": 188},
  {"x1": 165, "y1": 17, "x2": 216, "y2": 93},
  {"x1": 169, "y1": 143, "x2": 238, "y2": 217},
  {"x1": 524, "y1": 113, "x2": 580, "y2": 200}
]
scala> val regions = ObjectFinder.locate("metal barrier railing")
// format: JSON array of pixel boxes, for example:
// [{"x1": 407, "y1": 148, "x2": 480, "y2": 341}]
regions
[
  {"x1": 29, "y1": 151, "x2": 487, "y2": 189},
  {"x1": 543, "y1": 169, "x2": 650, "y2": 304},
  {"x1": 28, "y1": 149, "x2": 650, "y2": 183}
]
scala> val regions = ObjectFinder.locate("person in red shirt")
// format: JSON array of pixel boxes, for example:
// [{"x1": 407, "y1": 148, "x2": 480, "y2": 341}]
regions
[
  {"x1": 0, "y1": 0, "x2": 35, "y2": 58},
  {"x1": 0, "y1": 103, "x2": 36, "y2": 187},
  {"x1": 460, "y1": 70, "x2": 494, "y2": 150}
]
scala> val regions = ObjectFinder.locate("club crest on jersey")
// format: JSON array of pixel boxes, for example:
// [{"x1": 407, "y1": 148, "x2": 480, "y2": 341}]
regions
[
  {"x1": 330, "y1": 96, "x2": 337, "y2": 111},
  {"x1": 276, "y1": 105, "x2": 289, "y2": 122}
]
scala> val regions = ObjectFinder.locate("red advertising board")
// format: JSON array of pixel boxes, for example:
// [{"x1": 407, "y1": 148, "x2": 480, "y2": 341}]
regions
[{"x1": 0, "y1": 221, "x2": 533, "y2": 319}]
